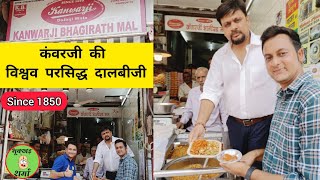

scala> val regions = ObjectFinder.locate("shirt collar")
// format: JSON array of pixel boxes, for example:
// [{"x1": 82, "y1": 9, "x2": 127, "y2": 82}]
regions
[
  {"x1": 63, "y1": 153, "x2": 72, "y2": 162},
  {"x1": 120, "y1": 154, "x2": 130, "y2": 161},
  {"x1": 277, "y1": 72, "x2": 312, "y2": 97}
]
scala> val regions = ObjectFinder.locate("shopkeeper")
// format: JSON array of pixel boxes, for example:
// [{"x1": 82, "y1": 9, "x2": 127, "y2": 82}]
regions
[
  {"x1": 178, "y1": 72, "x2": 198, "y2": 102},
  {"x1": 176, "y1": 67, "x2": 228, "y2": 132}
]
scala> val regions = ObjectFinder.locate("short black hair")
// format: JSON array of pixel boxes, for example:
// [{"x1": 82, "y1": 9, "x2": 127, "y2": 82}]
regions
[
  {"x1": 65, "y1": 142, "x2": 77, "y2": 149},
  {"x1": 216, "y1": 0, "x2": 247, "y2": 25},
  {"x1": 115, "y1": 139, "x2": 127, "y2": 148},
  {"x1": 100, "y1": 126, "x2": 112, "y2": 134},
  {"x1": 261, "y1": 26, "x2": 301, "y2": 51}
]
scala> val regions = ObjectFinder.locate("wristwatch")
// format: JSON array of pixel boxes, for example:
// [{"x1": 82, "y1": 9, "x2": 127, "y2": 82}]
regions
[{"x1": 244, "y1": 166, "x2": 256, "y2": 180}]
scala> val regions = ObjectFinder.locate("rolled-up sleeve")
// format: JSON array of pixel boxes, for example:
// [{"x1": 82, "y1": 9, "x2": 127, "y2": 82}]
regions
[
  {"x1": 200, "y1": 55, "x2": 224, "y2": 106},
  {"x1": 180, "y1": 93, "x2": 193, "y2": 124},
  {"x1": 284, "y1": 96, "x2": 320, "y2": 180},
  {"x1": 94, "y1": 144, "x2": 103, "y2": 165}
]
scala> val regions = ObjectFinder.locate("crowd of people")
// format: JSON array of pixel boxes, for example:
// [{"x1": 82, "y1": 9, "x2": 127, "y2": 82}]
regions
[{"x1": 49, "y1": 126, "x2": 138, "y2": 180}]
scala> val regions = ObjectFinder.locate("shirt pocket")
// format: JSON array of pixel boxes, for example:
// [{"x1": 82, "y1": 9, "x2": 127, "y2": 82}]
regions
[{"x1": 249, "y1": 66, "x2": 270, "y2": 88}]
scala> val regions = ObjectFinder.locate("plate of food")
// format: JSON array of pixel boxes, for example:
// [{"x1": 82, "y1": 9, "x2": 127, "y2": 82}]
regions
[
  {"x1": 187, "y1": 139, "x2": 222, "y2": 158},
  {"x1": 217, "y1": 149, "x2": 242, "y2": 163}
]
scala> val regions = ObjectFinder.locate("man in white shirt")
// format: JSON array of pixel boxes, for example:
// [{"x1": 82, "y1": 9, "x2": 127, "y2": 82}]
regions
[
  {"x1": 189, "y1": 0, "x2": 278, "y2": 169},
  {"x1": 92, "y1": 126, "x2": 134, "y2": 180},
  {"x1": 178, "y1": 72, "x2": 198, "y2": 102},
  {"x1": 83, "y1": 146, "x2": 104, "y2": 179},
  {"x1": 177, "y1": 67, "x2": 228, "y2": 132}
]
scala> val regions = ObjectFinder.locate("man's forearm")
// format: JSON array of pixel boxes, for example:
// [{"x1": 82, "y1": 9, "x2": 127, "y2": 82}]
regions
[
  {"x1": 49, "y1": 171, "x2": 64, "y2": 179},
  {"x1": 92, "y1": 162, "x2": 100, "y2": 174},
  {"x1": 197, "y1": 99, "x2": 215, "y2": 124},
  {"x1": 252, "y1": 149, "x2": 265, "y2": 161},
  {"x1": 251, "y1": 169, "x2": 283, "y2": 180}
]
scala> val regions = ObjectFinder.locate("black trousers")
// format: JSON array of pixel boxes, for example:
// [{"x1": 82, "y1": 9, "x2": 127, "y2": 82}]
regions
[
  {"x1": 106, "y1": 171, "x2": 117, "y2": 180},
  {"x1": 227, "y1": 115, "x2": 272, "y2": 169}
]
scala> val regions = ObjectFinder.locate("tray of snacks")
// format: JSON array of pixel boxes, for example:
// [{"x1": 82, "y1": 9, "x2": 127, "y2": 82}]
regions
[
  {"x1": 217, "y1": 149, "x2": 242, "y2": 163},
  {"x1": 187, "y1": 139, "x2": 222, "y2": 158}
]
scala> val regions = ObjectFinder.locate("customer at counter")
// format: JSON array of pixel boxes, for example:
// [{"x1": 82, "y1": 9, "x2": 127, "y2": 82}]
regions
[
  {"x1": 75, "y1": 144, "x2": 90, "y2": 165},
  {"x1": 221, "y1": 26, "x2": 320, "y2": 180},
  {"x1": 189, "y1": 0, "x2": 278, "y2": 169},
  {"x1": 177, "y1": 67, "x2": 228, "y2": 132},
  {"x1": 83, "y1": 146, "x2": 104, "y2": 179},
  {"x1": 115, "y1": 139, "x2": 138, "y2": 180},
  {"x1": 178, "y1": 72, "x2": 198, "y2": 102},
  {"x1": 92, "y1": 126, "x2": 134, "y2": 180},
  {"x1": 50, "y1": 142, "x2": 78, "y2": 180}
]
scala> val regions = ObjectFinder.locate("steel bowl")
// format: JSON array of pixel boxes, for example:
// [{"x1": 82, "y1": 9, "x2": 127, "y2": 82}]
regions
[
  {"x1": 154, "y1": 103, "x2": 175, "y2": 114},
  {"x1": 162, "y1": 156, "x2": 224, "y2": 180}
]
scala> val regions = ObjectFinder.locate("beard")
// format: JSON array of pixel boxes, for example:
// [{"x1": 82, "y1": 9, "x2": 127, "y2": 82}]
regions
[
  {"x1": 231, "y1": 31, "x2": 246, "y2": 45},
  {"x1": 104, "y1": 136, "x2": 111, "y2": 141}
]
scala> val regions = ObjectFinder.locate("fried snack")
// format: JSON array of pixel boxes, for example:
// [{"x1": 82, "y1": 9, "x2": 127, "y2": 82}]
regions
[
  {"x1": 172, "y1": 164, "x2": 220, "y2": 180},
  {"x1": 170, "y1": 145, "x2": 189, "y2": 159},
  {"x1": 222, "y1": 153, "x2": 238, "y2": 162},
  {"x1": 190, "y1": 139, "x2": 220, "y2": 156}
]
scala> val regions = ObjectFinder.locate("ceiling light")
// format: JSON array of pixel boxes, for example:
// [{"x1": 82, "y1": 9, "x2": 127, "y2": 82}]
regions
[
  {"x1": 154, "y1": 54, "x2": 163, "y2": 61},
  {"x1": 86, "y1": 88, "x2": 93, "y2": 93},
  {"x1": 154, "y1": 48, "x2": 171, "y2": 58},
  {"x1": 62, "y1": 88, "x2": 69, "y2": 93}
]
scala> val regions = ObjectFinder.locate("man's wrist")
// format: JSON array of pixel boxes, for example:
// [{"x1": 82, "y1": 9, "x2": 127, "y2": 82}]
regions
[
  {"x1": 195, "y1": 122, "x2": 206, "y2": 130},
  {"x1": 244, "y1": 166, "x2": 256, "y2": 180}
]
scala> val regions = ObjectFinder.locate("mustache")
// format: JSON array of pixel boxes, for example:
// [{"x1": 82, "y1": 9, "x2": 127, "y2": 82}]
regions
[{"x1": 231, "y1": 30, "x2": 242, "y2": 35}]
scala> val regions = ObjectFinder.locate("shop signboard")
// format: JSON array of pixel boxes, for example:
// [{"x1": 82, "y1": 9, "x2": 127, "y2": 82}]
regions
[
  {"x1": 164, "y1": 15, "x2": 223, "y2": 34},
  {"x1": 67, "y1": 107, "x2": 121, "y2": 118},
  {"x1": 298, "y1": 0, "x2": 320, "y2": 79},
  {"x1": 6, "y1": 0, "x2": 146, "y2": 42}
]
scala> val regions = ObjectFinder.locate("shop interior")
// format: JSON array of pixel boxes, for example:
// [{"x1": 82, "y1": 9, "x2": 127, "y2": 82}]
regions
[{"x1": 0, "y1": 88, "x2": 153, "y2": 179}]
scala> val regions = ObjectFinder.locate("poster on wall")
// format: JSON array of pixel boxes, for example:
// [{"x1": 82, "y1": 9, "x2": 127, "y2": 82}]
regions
[
  {"x1": 7, "y1": 0, "x2": 146, "y2": 42},
  {"x1": 298, "y1": 0, "x2": 320, "y2": 79},
  {"x1": 286, "y1": 0, "x2": 299, "y2": 31}
]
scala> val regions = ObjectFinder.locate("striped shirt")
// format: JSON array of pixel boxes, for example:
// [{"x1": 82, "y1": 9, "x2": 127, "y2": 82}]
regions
[
  {"x1": 263, "y1": 72, "x2": 320, "y2": 180},
  {"x1": 115, "y1": 154, "x2": 138, "y2": 180}
]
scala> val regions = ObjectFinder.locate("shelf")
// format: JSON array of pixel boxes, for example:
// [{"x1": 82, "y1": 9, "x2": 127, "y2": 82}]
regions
[{"x1": 8, "y1": 138, "x2": 25, "y2": 142}]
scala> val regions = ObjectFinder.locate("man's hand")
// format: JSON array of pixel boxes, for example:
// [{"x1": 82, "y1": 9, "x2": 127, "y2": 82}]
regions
[
  {"x1": 91, "y1": 173, "x2": 97, "y2": 180},
  {"x1": 241, "y1": 151, "x2": 259, "y2": 166},
  {"x1": 64, "y1": 165, "x2": 73, "y2": 177},
  {"x1": 176, "y1": 122, "x2": 184, "y2": 129},
  {"x1": 188, "y1": 124, "x2": 205, "y2": 142},
  {"x1": 220, "y1": 161, "x2": 250, "y2": 177}
]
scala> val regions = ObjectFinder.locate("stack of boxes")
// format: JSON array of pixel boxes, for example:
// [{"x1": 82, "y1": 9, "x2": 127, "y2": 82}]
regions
[{"x1": 169, "y1": 72, "x2": 183, "y2": 98}]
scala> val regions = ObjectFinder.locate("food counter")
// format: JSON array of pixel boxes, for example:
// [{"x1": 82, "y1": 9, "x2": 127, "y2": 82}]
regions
[{"x1": 154, "y1": 131, "x2": 235, "y2": 180}]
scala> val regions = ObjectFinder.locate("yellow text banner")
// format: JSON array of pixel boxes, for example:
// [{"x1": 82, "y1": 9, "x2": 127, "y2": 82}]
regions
[{"x1": 0, "y1": 43, "x2": 153, "y2": 88}]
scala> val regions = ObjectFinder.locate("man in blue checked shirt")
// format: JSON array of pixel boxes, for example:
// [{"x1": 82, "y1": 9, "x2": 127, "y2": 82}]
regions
[
  {"x1": 221, "y1": 26, "x2": 320, "y2": 180},
  {"x1": 114, "y1": 139, "x2": 138, "y2": 180}
]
